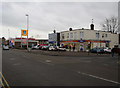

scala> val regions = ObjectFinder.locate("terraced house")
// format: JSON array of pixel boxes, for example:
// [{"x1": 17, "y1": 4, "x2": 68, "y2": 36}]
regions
[{"x1": 60, "y1": 24, "x2": 119, "y2": 51}]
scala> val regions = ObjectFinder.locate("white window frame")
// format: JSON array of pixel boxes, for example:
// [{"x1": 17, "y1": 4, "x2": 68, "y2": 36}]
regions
[
  {"x1": 96, "y1": 33, "x2": 99, "y2": 39},
  {"x1": 74, "y1": 32, "x2": 77, "y2": 40},
  {"x1": 70, "y1": 32, "x2": 73, "y2": 39},
  {"x1": 61, "y1": 34, "x2": 64, "y2": 40},
  {"x1": 67, "y1": 33, "x2": 69, "y2": 39},
  {"x1": 80, "y1": 32, "x2": 84, "y2": 39}
]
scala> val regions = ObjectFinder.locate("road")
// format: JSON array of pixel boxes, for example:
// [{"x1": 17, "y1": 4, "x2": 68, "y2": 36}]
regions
[{"x1": 2, "y1": 49, "x2": 120, "y2": 87}]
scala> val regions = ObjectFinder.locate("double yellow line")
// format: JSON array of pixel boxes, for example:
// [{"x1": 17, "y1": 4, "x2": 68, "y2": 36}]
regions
[{"x1": 0, "y1": 72, "x2": 10, "y2": 88}]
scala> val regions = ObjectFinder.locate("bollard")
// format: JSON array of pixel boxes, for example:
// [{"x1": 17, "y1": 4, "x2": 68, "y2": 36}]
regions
[
  {"x1": 86, "y1": 50, "x2": 89, "y2": 55},
  {"x1": 27, "y1": 48, "x2": 31, "y2": 52}
]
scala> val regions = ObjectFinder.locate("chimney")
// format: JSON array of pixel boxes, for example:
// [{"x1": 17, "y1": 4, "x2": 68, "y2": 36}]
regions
[
  {"x1": 69, "y1": 28, "x2": 72, "y2": 31},
  {"x1": 53, "y1": 30, "x2": 56, "y2": 33},
  {"x1": 90, "y1": 19, "x2": 94, "y2": 30},
  {"x1": 90, "y1": 24, "x2": 94, "y2": 30}
]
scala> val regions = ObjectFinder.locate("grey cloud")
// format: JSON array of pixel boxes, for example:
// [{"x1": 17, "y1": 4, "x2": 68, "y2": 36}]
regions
[{"x1": 2, "y1": 2, "x2": 118, "y2": 38}]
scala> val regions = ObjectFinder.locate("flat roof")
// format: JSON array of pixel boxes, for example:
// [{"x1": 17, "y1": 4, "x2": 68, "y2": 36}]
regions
[{"x1": 60, "y1": 28, "x2": 116, "y2": 34}]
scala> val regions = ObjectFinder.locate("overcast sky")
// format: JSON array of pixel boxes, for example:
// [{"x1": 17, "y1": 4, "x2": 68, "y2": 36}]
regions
[{"x1": 0, "y1": 1, "x2": 119, "y2": 39}]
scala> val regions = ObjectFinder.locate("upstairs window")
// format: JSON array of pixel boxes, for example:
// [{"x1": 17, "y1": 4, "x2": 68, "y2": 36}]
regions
[
  {"x1": 80, "y1": 32, "x2": 84, "y2": 39},
  {"x1": 70, "y1": 32, "x2": 73, "y2": 39},
  {"x1": 105, "y1": 34, "x2": 107, "y2": 37},
  {"x1": 61, "y1": 34, "x2": 64, "y2": 40},
  {"x1": 102, "y1": 34, "x2": 104, "y2": 38},
  {"x1": 67, "y1": 33, "x2": 69, "y2": 39},
  {"x1": 96, "y1": 33, "x2": 99, "y2": 38},
  {"x1": 74, "y1": 32, "x2": 77, "y2": 39}
]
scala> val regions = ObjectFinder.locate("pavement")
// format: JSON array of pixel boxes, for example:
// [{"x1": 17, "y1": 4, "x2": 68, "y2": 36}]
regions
[
  {"x1": 27, "y1": 49, "x2": 119, "y2": 57},
  {"x1": 2, "y1": 49, "x2": 120, "y2": 87}
]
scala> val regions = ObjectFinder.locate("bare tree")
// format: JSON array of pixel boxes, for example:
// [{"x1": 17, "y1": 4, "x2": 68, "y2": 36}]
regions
[{"x1": 101, "y1": 16, "x2": 119, "y2": 33}]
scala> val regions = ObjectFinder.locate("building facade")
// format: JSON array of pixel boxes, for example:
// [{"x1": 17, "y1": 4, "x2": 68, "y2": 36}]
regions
[
  {"x1": 9, "y1": 38, "x2": 37, "y2": 48},
  {"x1": 48, "y1": 33, "x2": 60, "y2": 46},
  {"x1": 35, "y1": 39, "x2": 48, "y2": 45},
  {"x1": 60, "y1": 28, "x2": 119, "y2": 51}
]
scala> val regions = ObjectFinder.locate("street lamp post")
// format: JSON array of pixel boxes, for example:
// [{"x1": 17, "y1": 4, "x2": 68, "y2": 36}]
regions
[
  {"x1": 8, "y1": 29, "x2": 10, "y2": 46},
  {"x1": 26, "y1": 14, "x2": 29, "y2": 50}
]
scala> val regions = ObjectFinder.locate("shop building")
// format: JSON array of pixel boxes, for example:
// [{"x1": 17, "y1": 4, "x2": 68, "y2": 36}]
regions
[
  {"x1": 35, "y1": 38, "x2": 48, "y2": 45},
  {"x1": 48, "y1": 30, "x2": 60, "y2": 46},
  {"x1": 9, "y1": 38, "x2": 37, "y2": 48},
  {"x1": 60, "y1": 24, "x2": 119, "y2": 51}
]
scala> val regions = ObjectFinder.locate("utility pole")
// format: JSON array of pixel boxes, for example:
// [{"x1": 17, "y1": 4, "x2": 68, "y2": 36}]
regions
[{"x1": 8, "y1": 29, "x2": 10, "y2": 46}]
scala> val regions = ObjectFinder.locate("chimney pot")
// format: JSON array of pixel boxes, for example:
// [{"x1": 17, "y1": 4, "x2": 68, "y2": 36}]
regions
[{"x1": 90, "y1": 24, "x2": 94, "y2": 30}]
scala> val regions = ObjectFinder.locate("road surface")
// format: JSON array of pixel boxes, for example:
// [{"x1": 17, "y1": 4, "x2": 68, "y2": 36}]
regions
[{"x1": 2, "y1": 49, "x2": 120, "y2": 87}]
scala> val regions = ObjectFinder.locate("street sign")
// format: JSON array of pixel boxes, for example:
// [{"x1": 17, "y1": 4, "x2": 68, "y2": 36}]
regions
[{"x1": 22, "y1": 30, "x2": 27, "y2": 36}]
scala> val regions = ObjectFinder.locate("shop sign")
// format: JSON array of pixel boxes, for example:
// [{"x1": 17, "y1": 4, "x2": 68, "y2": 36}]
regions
[
  {"x1": 22, "y1": 29, "x2": 27, "y2": 36},
  {"x1": 104, "y1": 41, "x2": 109, "y2": 43},
  {"x1": 78, "y1": 40, "x2": 85, "y2": 42}
]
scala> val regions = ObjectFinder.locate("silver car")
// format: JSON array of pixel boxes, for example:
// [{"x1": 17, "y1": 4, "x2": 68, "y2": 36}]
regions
[{"x1": 3, "y1": 45, "x2": 9, "y2": 50}]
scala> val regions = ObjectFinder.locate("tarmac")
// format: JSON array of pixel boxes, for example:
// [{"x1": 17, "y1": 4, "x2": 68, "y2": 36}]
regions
[{"x1": 19, "y1": 49, "x2": 119, "y2": 57}]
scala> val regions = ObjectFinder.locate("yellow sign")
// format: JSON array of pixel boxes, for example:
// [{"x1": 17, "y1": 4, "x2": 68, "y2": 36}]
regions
[
  {"x1": 22, "y1": 30, "x2": 27, "y2": 36},
  {"x1": 11, "y1": 40, "x2": 13, "y2": 43}
]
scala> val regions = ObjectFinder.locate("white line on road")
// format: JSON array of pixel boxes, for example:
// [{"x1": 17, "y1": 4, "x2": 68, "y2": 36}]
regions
[
  {"x1": 38, "y1": 60, "x2": 54, "y2": 66},
  {"x1": 78, "y1": 71, "x2": 120, "y2": 85},
  {"x1": 13, "y1": 63, "x2": 21, "y2": 66},
  {"x1": 10, "y1": 58, "x2": 15, "y2": 60}
]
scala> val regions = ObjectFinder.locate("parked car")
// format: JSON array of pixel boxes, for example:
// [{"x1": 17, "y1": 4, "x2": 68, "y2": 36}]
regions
[
  {"x1": 41, "y1": 46, "x2": 49, "y2": 50},
  {"x1": 32, "y1": 45, "x2": 40, "y2": 50},
  {"x1": 90, "y1": 47, "x2": 104, "y2": 53},
  {"x1": 56, "y1": 46, "x2": 66, "y2": 51},
  {"x1": 49, "y1": 46, "x2": 57, "y2": 51},
  {"x1": 3, "y1": 45, "x2": 9, "y2": 50},
  {"x1": 39, "y1": 45, "x2": 43, "y2": 50},
  {"x1": 103, "y1": 47, "x2": 111, "y2": 53}
]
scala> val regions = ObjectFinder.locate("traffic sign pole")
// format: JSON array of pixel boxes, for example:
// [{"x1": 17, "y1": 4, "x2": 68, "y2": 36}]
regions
[
  {"x1": 21, "y1": 29, "x2": 22, "y2": 48},
  {"x1": 26, "y1": 14, "x2": 29, "y2": 50}
]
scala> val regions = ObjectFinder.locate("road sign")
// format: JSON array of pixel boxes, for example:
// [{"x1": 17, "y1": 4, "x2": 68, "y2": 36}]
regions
[
  {"x1": 22, "y1": 30, "x2": 27, "y2": 36},
  {"x1": 10, "y1": 40, "x2": 13, "y2": 43}
]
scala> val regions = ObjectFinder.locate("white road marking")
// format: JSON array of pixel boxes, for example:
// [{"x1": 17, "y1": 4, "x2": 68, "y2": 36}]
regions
[
  {"x1": 103, "y1": 64, "x2": 108, "y2": 66},
  {"x1": 79, "y1": 61, "x2": 91, "y2": 63},
  {"x1": 13, "y1": 63, "x2": 21, "y2": 66},
  {"x1": 38, "y1": 60, "x2": 54, "y2": 66},
  {"x1": 45, "y1": 60, "x2": 51, "y2": 63},
  {"x1": 78, "y1": 71, "x2": 120, "y2": 84},
  {"x1": 10, "y1": 58, "x2": 15, "y2": 60}
]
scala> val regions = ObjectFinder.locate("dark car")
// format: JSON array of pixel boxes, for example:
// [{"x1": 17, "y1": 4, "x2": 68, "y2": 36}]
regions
[
  {"x1": 111, "y1": 47, "x2": 120, "y2": 54},
  {"x1": 90, "y1": 47, "x2": 104, "y2": 53}
]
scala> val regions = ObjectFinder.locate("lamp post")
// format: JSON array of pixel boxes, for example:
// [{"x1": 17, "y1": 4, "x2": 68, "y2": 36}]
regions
[
  {"x1": 8, "y1": 29, "x2": 10, "y2": 46},
  {"x1": 26, "y1": 14, "x2": 29, "y2": 50},
  {"x1": 97, "y1": 31, "x2": 99, "y2": 47}
]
